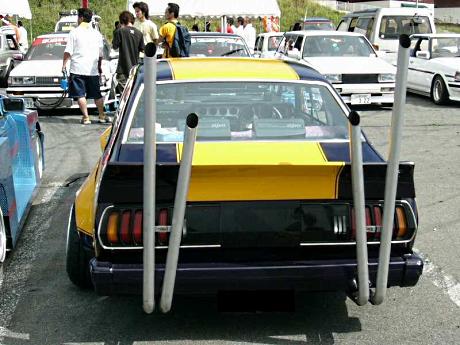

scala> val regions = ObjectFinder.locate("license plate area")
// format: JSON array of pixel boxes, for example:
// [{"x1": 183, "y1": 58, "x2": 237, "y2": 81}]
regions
[
  {"x1": 22, "y1": 97, "x2": 35, "y2": 108},
  {"x1": 350, "y1": 94, "x2": 371, "y2": 105}
]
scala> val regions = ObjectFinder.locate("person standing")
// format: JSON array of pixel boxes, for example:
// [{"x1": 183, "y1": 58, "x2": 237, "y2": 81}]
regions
[
  {"x1": 234, "y1": 17, "x2": 244, "y2": 37},
  {"x1": 112, "y1": 11, "x2": 144, "y2": 92},
  {"x1": 62, "y1": 8, "x2": 109, "y2": 125},
  {"x1": 17, "y1": 21, "x2": 28, "y2": 53},
  {"x1": 133, "y1": 1, "x2": 159, "y2": 45},
  {"x1": 243, "y1": 17, "x2": 256, "y2": 54},
  {"x1": 159, "y1": 3, "x2": 180, "y2": 58}
]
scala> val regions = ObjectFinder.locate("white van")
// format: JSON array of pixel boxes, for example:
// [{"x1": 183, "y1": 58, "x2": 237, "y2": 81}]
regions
[{"x1": 337, "y1": 7, "x2": 435, "y2": 54}]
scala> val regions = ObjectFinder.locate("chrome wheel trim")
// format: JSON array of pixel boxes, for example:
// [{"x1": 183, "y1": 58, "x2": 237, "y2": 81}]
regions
[
  {"x1": 433, "y1": 79, "x2": 442, "y2": 102},
  {"x1": 0, "y1": 208, "x2": 6, "y2": 263},
  {"x1": 36, "y1": 138, "x2": 43, "y2": 179}
]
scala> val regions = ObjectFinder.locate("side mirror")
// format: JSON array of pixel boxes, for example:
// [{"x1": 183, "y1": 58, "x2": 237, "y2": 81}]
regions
[
  {"x1": 416, "y1": 51, "x2": 430, "y2": 59},
  {"x1": 12, "y1": 53, "x2": 23, "y2": 61},
  {"x1": 99, "y1": 126, "x2": 112, "y2": 152},
  {"x1": 287, "y1": 49, "x2": 301, "y2": 60}
]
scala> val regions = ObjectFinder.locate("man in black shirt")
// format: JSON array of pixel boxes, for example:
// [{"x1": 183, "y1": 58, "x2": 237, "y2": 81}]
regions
[{"x1": 112, "y1": 11, "x2": 144, "y2": 92}]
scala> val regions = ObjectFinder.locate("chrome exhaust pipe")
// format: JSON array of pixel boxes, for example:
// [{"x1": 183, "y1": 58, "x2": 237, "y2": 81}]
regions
[
  {"x1": 349, "y1": 110, "x2": 369, "y2": 306},
  {"x1": 160, "y1": 113, "x2": 199, "y2": 313},
  {"x1": 371, "y1": 34, "x2": 411, "y2": 305},
  {"x1": 143, "y1": 42, "x2": 157, "y2": 314}
]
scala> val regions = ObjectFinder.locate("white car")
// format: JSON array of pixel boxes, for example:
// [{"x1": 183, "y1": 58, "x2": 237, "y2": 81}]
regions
[
  {"x1": 408, "y1": 34, "x2": 460, "y2": 105},
  {"x1": 275, "y1": 31, "x2": 396, "y2": 105},
  {"x1": 7, "y1": 32, "x2": 116, "y2": 110},
  {"x1": 254, "y1": 32, "x2": 284, "y2": 58},
  {"x1": 55, "y1": 10, "x2": 101, "y2": 32}
]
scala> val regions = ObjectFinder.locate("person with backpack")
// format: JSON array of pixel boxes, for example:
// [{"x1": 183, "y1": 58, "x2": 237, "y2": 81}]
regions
[{"x1": 159, "y1": 3, "x2": 190, "y2": 58}]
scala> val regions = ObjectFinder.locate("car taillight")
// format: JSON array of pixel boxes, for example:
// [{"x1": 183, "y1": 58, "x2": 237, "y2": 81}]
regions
[
  {"x1": 107, "y1": 212, "x2": 119, "y2": 244},
  {"x1": 133, "y1": 210, "x2": 143, "y2": 245},
  {"x1": 350, "y1": 204, "x2": 410, "y2": 241},
  {"x1": 120, "y1": 211, "x2": 131, "y2": 244}
]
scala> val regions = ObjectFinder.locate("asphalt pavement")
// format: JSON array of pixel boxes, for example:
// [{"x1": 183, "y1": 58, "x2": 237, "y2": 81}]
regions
[{"x1": 0, "y1": 94, "x2": 459, "y2": 345}]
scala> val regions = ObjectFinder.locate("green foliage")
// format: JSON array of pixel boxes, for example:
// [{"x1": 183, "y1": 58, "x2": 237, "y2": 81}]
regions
[
  {"x1": 20, "y1": 0, "x2": 346, "y2": 43},
  {"x1": 437, "y1": 23, "x2": 460, "y2": 34}
]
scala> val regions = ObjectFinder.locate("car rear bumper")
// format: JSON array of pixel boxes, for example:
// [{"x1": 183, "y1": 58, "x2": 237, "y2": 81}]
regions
[{"x1": 90, "y1": 253, "x2": 423, "y2": 295}]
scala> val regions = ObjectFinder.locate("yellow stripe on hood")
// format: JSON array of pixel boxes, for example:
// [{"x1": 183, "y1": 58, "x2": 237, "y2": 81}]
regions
[
  {"x1": 169, "y1": 58, "x2": 299, "y2": 80},
  {"x1": 177, "y1": 141, "x2": 344, "y2": 201}
]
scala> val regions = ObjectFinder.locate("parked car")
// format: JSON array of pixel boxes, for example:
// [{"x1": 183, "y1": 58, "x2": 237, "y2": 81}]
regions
[
  {"x1": 0, "y1": 27, "x2": 23, "y2": 87},
  {"x1": 407, "y1": 34, "x2": 460, "y2": 105},
  {"x1": 189, "y1": 32, "x2": 251, "y2": 57},
  {"x1": 55, "y1": 10, "x2": 101, "y2": 32},
  {"x1": 254, "y1": 32, "x2": 284, "y2": 58},
  {"x1": 7, "y1": 32, "x2": 116, "y2": 110},
  {"x1": 0, "y1": 96, "x2": 44, "y2": 262},
  {"x1": 66, "y1": 58, "x2": 422, "y2": 298},
  {"x1": 303, "y1": 17, "x2": 335, "y2": 31},
  {"x1": 275, "y1": 31, "x2": 396, "y2": 105},
  {"x1": 337, "y1": 7, "x2": 435, "y2": 63}
]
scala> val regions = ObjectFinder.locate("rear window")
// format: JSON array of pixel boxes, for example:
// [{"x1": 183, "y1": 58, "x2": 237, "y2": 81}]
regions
[
  {"x1": 379, "y1": 16, "x2": 432, "y2": 39},
  {"x1": 303, "y1": 35, "x2": 375, "y2": 57},
  {"x1": 26, "y1": 37, "x2": 67, "y2": 60},
  {"x1": 126, "y1": 81, "x2": 349, "y2": 143},
  {"x1": 267, "y1": 36, "x2": 283, "y2": 51},
  {"x1": 190, "y1": 37, "x2": 249, "y2": 57}
]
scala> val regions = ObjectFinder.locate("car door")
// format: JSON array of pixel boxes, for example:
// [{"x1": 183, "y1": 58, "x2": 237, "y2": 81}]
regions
[{"x1": 408, "y1": 37, "x2": 432, "y2": 93}]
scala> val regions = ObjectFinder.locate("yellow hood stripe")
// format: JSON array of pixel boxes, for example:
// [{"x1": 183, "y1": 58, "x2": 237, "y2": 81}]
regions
[{"x1": 169, "y1": 59, "x2": 300, "y2": 80}]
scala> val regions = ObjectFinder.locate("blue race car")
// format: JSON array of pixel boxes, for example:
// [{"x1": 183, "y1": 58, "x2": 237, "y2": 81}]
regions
[{"x1": 0, "y1": 96, "x2": 44, "y2": 262}]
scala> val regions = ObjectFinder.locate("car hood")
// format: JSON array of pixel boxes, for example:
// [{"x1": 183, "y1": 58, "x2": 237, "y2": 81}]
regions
[
  {"x1": 9, "y1": 60, "x2": 64, "y2": 77},
  {"x1": 302, "y1": 57, "x2": 395, "y2": 74}
]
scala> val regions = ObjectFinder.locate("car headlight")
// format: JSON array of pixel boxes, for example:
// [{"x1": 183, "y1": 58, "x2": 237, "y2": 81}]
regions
[
  {"x1": 379, "y1": 73, "x2": 395, "y2": 82},
  {"x1": 455, "y1": 72, "x2": 460, "y2": 82},
  {"x1": 324, "y1": 74, "x2": 342, "y2": 84},
  {"x1": 10, "y1": 76, "x2": 35, "y2": 85}
]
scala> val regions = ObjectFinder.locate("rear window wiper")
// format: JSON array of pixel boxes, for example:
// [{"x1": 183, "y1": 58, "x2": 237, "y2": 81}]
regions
[{"x1": 221, "y1": 48, "x2": 246, "y2": 56}]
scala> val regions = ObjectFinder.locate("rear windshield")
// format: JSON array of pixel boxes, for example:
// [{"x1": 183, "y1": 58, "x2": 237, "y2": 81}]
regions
[
  {"x1": 126, "y1": 81, "x2": 349, "y2": 143},
  {"x1": 26, "y1": 37, "x2": 67, "y2": 60},
  {"x1": 302, "y1": 35, "x2": 375, "y2": 57},
  {"x1": 379, "y1": 16, "x2": 432, "y2": 39},
  {"x1": 190, "y1": 37, "x2": 250, "y2": 57}
]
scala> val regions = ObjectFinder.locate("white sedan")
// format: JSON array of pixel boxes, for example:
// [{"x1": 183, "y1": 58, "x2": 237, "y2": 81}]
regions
[
  {"x1": 275, "y1": 31, "x2": 396, "y2": 106},
  {"x1": 408, "y1": 34, "x2": 460, "y2": 105},
  {"x1": 7, "y1": 32, "x2": 116, "y2": 110}
]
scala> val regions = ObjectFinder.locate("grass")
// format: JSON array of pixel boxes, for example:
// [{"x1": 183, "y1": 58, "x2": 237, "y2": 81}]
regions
[
  {"x1": 19, "y1": 0, "x2": 345, "y2": 43},
  {"x1": 437, "y1": 23, "x2": 460, "y2": 33}
]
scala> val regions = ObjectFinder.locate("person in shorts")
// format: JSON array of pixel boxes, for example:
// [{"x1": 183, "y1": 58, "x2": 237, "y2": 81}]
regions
[{"x1": 62, "y1": 8, "x2": 110, "y2": 124}]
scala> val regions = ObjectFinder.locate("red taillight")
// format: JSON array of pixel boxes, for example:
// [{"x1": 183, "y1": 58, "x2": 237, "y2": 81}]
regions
[
  {"x1": 133, "y1": 210, "x2": 143, "y2": 245},
  {"x1": 373, "y1": 206, "x2": 382, "y2": 239},
  {"x1": 120, "y1": 211, "x2": 132, "y2": 244},
  {"x1": 158, "y1": 208, "x2": 169, "y2": 245}
]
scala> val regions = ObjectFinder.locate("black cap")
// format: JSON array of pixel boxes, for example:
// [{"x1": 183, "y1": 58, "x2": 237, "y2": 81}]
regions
[
  {"x1": 186, "y1": 113, "x2": 199, "y2": 128},
  {"x1": 145, "y1": 43, "x2": 157, "y2": 58}
]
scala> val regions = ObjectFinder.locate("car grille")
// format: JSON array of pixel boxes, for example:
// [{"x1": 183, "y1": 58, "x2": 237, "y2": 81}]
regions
[
  {"x1": 35, "y1": 77, "x2": 60, "y2": 86},
  {"x1": 342, "y1": 74, "x2": 379, "y2": 84}
]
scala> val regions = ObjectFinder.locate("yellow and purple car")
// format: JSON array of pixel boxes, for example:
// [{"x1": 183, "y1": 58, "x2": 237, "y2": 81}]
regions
[{"x1": 66, "y1": 58, "x2": 422, "y2": 295}]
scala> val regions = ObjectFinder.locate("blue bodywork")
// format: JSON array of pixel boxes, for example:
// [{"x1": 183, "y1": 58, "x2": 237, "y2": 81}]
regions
[{"x1": 0, "y1": 95, "x2": 44, "y2": 250}]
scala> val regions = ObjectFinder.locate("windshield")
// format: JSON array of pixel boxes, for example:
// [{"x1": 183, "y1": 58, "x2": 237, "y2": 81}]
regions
[
  {"x1": 379, "y1": 16, "x2": 432, "y2": 39},
  {"x1": 190, "y1": 37, "x2": 250, "y2": 57},
  {"x1": 268, "y1": 36, "x2": 283, "y2": 51},
  {"x1": 26, "y1": 37, "x2": 67, "y2": 60},
  {"x1": 431, "y1": 37, "x2": 460, "y2": 58},
  {"x1": 126, "y1": 82, "x2": 349, "y2": 143},
  {"x1": 56, "y1": 21, "x2": 78, "y2": 32},
  {"x1": 303, "y1": 35, "x2": 375, "y2": 57},
  {"x1": 303, "y1": 22, "x2": 334, "y2": 31}
]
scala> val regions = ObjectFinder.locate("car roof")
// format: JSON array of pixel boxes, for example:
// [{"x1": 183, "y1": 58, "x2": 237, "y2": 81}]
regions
[
  {"x1": 257, "y1": 32, "x2": 284, "y2": 37},
  {"x1": 0, "y1": 26, "x2": 15, "y2": 34},
  {"x1": 191, "y1": 32, "x2": 242, "y2": 38},
  {"x1": 35, "y1": 32, "x2": 69, "y2": 39},
  {"x1": 342, "y1": 7, "x2": 433, "y2": 16},
  {"x1": 412, "y1": 33, "x2": 460, "y2": 39},
  {"x1": 304, "y1": 17, "x2": 332, "y2": 22},
  {"x1": 284, "y1": 30, "x2": 365, "y2": 37},
  {"x1": 138, "y1": 58, "x2": 326, "y2": 83}
]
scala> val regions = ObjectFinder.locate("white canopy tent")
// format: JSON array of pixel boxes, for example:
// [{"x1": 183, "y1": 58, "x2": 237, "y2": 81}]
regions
[
  {"x1": 0, "y1": 0, "x2": 32, "y2": 19},
  {"x1": 127, "y1": 0, "x2": 281, "y2": 19}
]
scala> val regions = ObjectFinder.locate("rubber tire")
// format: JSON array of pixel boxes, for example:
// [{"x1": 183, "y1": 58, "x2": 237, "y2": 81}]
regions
[
  {"x1": 66, "y1": 205, "x2": 94, "y2": 289},
  {"x1": 431, "y1": 76, "x2": 449, "y2": 105},
  {"x1": 0, "y1": 61, "x2": 13, "y2": 88},
  {"x1": 0, "y1": 207, "x2": 6, "y2": 263}
]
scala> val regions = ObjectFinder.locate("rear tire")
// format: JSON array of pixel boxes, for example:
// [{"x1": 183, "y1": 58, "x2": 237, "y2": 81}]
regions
[
  {"x1": 0, "y1": 207, "x2": 6, "y2": 263},
  {"x1": 66, "y1": 205, "x2": 93, "y2": 288},
  {"x1": 431, "y1": 76, "x2": 449, "y2": 105}
]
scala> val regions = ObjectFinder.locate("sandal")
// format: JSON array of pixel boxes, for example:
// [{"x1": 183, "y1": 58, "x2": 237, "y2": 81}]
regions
[
  {"x1": 80, "y1": 118, "x2": 91, "y2": 125},
  {"x1": 98, "y1": 116, "x2": 112, "y2": 124}
]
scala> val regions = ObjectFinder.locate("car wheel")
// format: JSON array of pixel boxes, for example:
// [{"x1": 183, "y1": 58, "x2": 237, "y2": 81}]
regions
[
  {"x1": 0, "y1": 207, "x2": 6, "y2": 263},
  {"x1": 66, "y1": 205, "x2": 93, "y2": 288},
  {"x1": 431, "y1": 76, "x2": 449, "y2": 105},
  {"x1": 35, "y1": 135, "x2": 44, "y2": 180}
]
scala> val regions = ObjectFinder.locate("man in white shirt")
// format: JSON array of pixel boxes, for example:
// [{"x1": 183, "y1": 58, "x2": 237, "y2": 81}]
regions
[
  {"x1": 62, "y1": 8, "x2": 109, "y2": 124},
  {"x1": 234, "y1": 17, "x2": 244, "y2": 37},
  {"x1": 133, "y1": 1, "x2": 159, "y2": 45},
  {"x1": 17, "y1": 21, "x2": 28, "y2": 53},
  {"x1": 243, "y1": 17, "x2": 256, "y2": 54}
]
